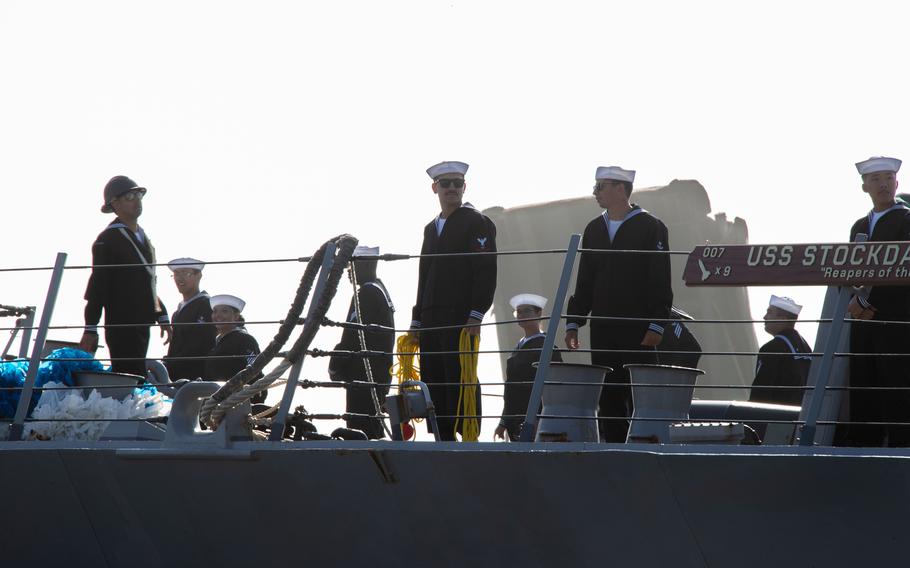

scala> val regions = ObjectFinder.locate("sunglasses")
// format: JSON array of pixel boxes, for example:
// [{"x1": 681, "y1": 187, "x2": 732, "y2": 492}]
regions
[
  {"x1": 437, "y1": 178, "x2": 465, "y2": 189},
  {"x1": 118, "y1": 189, "x2": 145, "y2": 202}
]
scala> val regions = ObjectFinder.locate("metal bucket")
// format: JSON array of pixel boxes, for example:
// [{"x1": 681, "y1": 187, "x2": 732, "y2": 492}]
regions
[
  {"x1": 626, "y1": 364, "x2": 704, "y2": 443},
  {"x1": 40, "y1": 339, "x2": 82, "y2": 358},
  {"x1": 535, "y1": 363, "x2": 610, "y2": 443},
  {"x1": 71, "y1": 370, "x2": 146, "y2": 401}
]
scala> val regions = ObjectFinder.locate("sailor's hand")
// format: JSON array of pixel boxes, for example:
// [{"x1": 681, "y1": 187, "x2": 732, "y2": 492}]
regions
[
  {"x1": 847, "y1": 296, "x2": 876, "y2": 320},
  {"x1": 565, "y1": 329, "x2": 579, "y2": 350},
  {"x1": 641, "y1": 330, "x2": 663, "y2": 347},
  {"x1": 465, "y1": 318, "x2": 482, "y2": 336},
  {"x1": 160, "y1": 323, "x2": 173, "y2": 344},
  {"x1": 494, "y1": 424, "x2": 508, "y2": 441},
  {"x1": 79, "y1": 331, "x2": 99, "y2": 354}
]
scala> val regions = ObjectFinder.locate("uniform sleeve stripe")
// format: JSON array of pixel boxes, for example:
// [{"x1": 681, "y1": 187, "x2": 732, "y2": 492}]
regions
[
  {"x1": 648, "y1": 323, "x2": 665, "y2": 335},
  {"x1": 469, "y1": 310, "x2": 485, "y2": 321},
  {"x1": 565, "y1": 323, "x2": 579, "y2": 331},
  {"x1": 410, "y1": 320, "x2": 421, "y2": 329}
]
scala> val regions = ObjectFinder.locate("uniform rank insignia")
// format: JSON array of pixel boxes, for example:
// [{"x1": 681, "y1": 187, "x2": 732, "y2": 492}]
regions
[
  {"x1": 656, "y1": 241, "x2": 664, "y2": 250},
  {"x1": 246, "y1": 352, "x2": 257, "y2": 366},
  {"x1": 476, "y1": 237, "x2": 488, "y2": 249},
  {"x1": 197, "y1": 316, "x2": 206, "y2": 323}
]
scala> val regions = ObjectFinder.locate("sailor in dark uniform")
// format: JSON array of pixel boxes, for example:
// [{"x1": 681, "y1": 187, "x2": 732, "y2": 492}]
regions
[
  {"x1": 163, "y1": 258, "x2": 216, "y2": 380},
  {"x1": 844, "y1": 156, "x2": 910, "y2": 447},
  {"x1": 328, "y1": 246, "x2": 395, "y2": 439},
  {"x1": 410, "y1": 160, "x2": 497, "y2": 441},
  {"x1": 656, "y1": 307, "x2": 703, "y2": 369},
  {"x1": 495, "y1": 293, "x2": 563, "y2": 442},
  {"x1": 79, "y1": 176, "x2": 170, "y2": 376},
  {"x1": 204, "y1": 294, "x2": 264, "y2": 402},
  {"x1": 748, "y1": 295, "x2": 812, "y2": 406},
  {"x1": 565, "y1": 165, "x2": 673, "y2": 443}
]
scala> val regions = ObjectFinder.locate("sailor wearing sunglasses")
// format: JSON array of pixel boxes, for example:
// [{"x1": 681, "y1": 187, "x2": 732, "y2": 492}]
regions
[
  {"x1": 80, "y1": 175, "x2": 170, "y2": 376},
  {"x1": 409, "y1": 160, "x2": 498, "y2": 441}
]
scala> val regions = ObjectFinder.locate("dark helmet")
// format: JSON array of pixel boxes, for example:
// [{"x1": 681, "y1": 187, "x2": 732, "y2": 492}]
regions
[{"x1": 101, "y1": 175, "x2": 146, "y2": 213}]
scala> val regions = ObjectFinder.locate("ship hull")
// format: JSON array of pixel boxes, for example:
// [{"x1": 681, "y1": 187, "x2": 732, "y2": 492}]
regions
[{"x1": 1, "y1": 441, "x2": 903, "y2": 567}]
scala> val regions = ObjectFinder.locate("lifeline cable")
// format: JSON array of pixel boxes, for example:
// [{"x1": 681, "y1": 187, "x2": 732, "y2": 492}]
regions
[{"x1": 454, "y1": 329, "x2": 480, "y2": 442}]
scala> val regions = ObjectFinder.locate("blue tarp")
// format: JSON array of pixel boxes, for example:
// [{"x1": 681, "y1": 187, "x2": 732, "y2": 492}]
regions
[{"x1": 0, "y1": 348, "x2": 106, "y2": 418}]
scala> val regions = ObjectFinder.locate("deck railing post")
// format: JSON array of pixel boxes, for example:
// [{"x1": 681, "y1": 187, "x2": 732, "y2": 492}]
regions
[
  {"x1": 519, "y1": 233, "x2": 581, "y2": 442},
  {"x1": 798, "y1": 285, "x2": 852, "y2": 446},
  {"x1": 8, "y1": 253, "x2": 67, "y2": 441},
  {"x1": 17, "y1": 308, "x2": 36, "y2": 360},
  {"x1": 800, "y1": 233, "x2": 867, "y2": 446},
  {"x1": 269, "y1": 243, "x2": 337, "y2": 441}
]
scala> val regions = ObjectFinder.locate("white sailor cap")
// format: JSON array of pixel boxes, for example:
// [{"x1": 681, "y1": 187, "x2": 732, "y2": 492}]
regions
[
  {"x1": 167, "y1": 257, "x2": 205, "y2": 272},
  {"x1": 353, "y1": 245, "x2": 380, "y2": 257},
  {"x1": 595, "y1": 166, "x2": 636, "y2": 183},
  {"x1": 509, "y1": 293, "x2": 548, "y2": 311},
  {"x1": 856, "y1": 156, "x2": 902, "y2": 176},
  {"x1": 210, "y1": 294, "x2": 246, "y2": 312},
  {"x1": 427, "y1": 161, "x2": 469, "y2": 180},
  {"x1": 769, "y1": 295, "x2": 802, "y2": 316}
]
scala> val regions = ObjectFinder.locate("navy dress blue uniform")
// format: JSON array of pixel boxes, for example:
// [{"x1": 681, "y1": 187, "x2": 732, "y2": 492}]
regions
[
  {"x1": 847, "y1": 202, "x2": 910, "y2": 446},
  {"x1": 164, "y1": 292, "x2": 215, "y2": 380},
  {"x1": 204, "y1": 327, "x2": 260, "y2": 382},
  {"x1": 412, "y1": 204, "x2": 497, "y2": 441},
  {"x1": 84, "y1": 218, "x2": 168, "y2": 375},
  {"x1": 748, "y1": 328, "x2": 812, "y2": 407},
  {"x1": 656, "y1": 308, "x2": 703, "y2": 369},
  {"x1": 500, "y1": 334, "x2": 563, "y2": 441},
  {"x1": 566, "y1": 206, "x2": 673, "y2": 442},
  {"x1": 329, "y1": 279, "x2": 395, "y2": 439}
]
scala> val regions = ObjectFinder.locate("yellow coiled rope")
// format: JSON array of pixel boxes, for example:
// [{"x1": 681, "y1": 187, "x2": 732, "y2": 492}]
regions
[
  {"x1": 393, "y1": 334, "x2": 421, "y2": 384},
  {"x1": 455, "y1": 329, "x2": 480, "y2": 442},
  {"x1": 391, "y1": 334, "x2": 422, "y2": 435}
]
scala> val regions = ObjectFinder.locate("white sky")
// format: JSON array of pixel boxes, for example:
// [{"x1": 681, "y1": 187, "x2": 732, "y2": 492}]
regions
[{"x1": 0, "y1": 1, "x2": 906, "y2": 440}]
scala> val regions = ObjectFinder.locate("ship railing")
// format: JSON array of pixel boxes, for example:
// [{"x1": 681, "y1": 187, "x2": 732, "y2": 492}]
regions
[{"x1": 0, "y1": 234, "x2": 904, "y2": 446}]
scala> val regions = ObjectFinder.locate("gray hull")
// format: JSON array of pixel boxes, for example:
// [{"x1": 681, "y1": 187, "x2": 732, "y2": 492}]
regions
[{"x1": 4, "y1": 441, "x2": 905, "y2": 567}]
